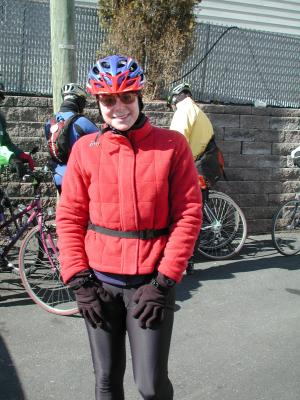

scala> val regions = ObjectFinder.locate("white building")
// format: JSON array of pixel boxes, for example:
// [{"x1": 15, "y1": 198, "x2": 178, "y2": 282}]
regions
[
  {"x1": 195, "y1": 0, "x2": 300, "y2": 37},
  {"x1": 76, "y1": 0, "x2": 300, "y2": 37}
]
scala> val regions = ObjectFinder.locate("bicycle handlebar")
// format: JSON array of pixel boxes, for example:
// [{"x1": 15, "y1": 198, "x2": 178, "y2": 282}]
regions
[{"x1": 22, "y1": 163, "x2": 55, "y2": 188}]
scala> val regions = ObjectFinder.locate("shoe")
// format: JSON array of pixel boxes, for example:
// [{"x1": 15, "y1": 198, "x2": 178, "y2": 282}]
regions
[{"x1": 186, "y1": 262, "x2": 194, "y2": 275}]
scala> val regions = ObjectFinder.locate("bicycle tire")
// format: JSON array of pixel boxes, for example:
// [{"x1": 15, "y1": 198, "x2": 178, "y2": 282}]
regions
[
  {"x1": 18, "y1": 221, "x2": 78, "y2": 315},
  {"x1": 271, "y1": 199, "x2": 300, "y2": 256},
  {"x1": 197, "y1": 191, "x2": 247, "y2": 260}
]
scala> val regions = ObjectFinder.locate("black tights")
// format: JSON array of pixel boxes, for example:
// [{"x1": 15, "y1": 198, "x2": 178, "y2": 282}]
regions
[{"x1": 85, "y1": 283, "x2": 175, "y2": 400}]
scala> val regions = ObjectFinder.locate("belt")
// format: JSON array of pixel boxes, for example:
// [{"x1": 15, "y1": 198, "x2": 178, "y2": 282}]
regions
[{"x1": 88, "y1": 223, "x2": 169, "y2": 240}]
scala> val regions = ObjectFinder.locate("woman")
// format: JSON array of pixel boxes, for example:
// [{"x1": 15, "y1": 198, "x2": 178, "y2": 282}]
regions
[{"x1": 56, "y1": 55, "x2": 202, "y2": 400}]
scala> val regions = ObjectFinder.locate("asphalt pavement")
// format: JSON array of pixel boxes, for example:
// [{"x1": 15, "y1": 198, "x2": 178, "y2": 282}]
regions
[{"x1": 1, "y1": 234, "x2": 300, "y2": 400}]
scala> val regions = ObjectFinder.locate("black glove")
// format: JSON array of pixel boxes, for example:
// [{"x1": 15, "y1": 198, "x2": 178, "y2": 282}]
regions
[
  {"x1": 132, "y1": 272, "x2": 175, "y2": 328},
  {"x1": 68, "y1": 270, "x2": 112, "y2": 328}
]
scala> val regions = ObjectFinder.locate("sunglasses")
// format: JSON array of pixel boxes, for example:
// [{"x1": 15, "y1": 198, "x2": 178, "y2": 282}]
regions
[{"x1": 98, "y1": 92, "x2": 138, "y2": 107}]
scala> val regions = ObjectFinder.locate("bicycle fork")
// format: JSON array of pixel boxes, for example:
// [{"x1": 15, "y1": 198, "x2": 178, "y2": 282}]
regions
[{"x1": 40, "y1": 224, "x2": 58, "y2": 271}]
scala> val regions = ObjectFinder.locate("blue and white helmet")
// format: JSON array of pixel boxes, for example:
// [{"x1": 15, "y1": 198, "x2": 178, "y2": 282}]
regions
[{"x1": 61, "y1": 83, "x2": 87, "y2": 100}]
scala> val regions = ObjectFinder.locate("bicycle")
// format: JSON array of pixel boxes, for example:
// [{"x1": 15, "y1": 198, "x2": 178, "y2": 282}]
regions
[
  {"x1": 271, "y1": 146, "x2": 300, "y2": 255},
  {"x1": 195, "y1": 176, "x2": 248, "y2": 260},
  {"x1": 18, "y1": 166, "x2": 78, "y2": 315},
  {"x1": 0, "y1": 159, "x2": 78, "y2": 315}
]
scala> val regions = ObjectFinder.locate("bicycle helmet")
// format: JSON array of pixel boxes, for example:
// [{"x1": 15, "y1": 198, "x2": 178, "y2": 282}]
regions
[
  {"x1": 61, "y1": 83, "x2": 87, "y2": 100},
  {"x1": 167, "y1": 82, "x2": 192, "y2": 107},
  {"x1": 86, "y1": 55, "x2": 145, "y2": 95}
]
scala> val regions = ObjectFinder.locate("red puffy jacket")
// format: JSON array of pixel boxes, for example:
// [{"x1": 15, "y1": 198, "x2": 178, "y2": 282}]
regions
[{"x1": 56, "y1": 119, "x2": 202, "y2": 283}]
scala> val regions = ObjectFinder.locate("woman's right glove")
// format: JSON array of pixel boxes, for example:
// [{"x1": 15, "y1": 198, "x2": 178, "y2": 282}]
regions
[{"x1": 68, "y1": 270, "x2": 112, "y2": 328}]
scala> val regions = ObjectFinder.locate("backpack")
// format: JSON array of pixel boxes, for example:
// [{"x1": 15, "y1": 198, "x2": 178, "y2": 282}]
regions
[
  {"x1": 47, "y1": 114, "x2": 82, "y2": 164},
  {"x1": 194, "y1": 137, "x2": 226, "y2": 188}
]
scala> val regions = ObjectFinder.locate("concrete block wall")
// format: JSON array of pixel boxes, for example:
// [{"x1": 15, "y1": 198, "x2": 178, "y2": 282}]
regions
[{"x1": 1, "y1": 95, "x2": 300, "y2": 234}]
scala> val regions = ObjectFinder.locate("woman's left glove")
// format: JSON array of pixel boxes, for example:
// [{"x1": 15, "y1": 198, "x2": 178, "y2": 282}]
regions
[
  {"x1": 18, "y1": 152, "x2": 35, "y2": 171},
  {"x1": 132, "y1": 272, "x2": 175, "y2": 329},
  {"x1": 68, "y1": 270, "x2": 112, "y2": 328}
]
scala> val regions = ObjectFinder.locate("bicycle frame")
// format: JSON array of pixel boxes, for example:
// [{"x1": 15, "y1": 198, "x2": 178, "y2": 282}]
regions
[{"x1": 0, "y1": 196, "x2": 42, "y2": 259}]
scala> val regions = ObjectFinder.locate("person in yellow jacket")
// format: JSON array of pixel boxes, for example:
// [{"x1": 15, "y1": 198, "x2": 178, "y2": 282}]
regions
[
  {"x1": 168, "y1": 82, "x2": 214, "y2": 159},
  {"x1": 168, "y1": 82, "x2": 214, "y2": 274}
]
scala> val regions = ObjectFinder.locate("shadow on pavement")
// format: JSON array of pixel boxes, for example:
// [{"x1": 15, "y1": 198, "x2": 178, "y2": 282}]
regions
[
  {"x1": 0, "y1": 274, "x2": 33, "y2": 308},
  {"x1": 236, "y1": 236, "x2": 278, "y2": 258},
  {"x1": 176, "y1": 235, "x2": 300, "y2": 304},
  {"x1": 0, "y1": 334, "x2": 26, "y2": 400},
  {"x1": 175, "y1": 274, "x2": 202, "y2": 306},
  {"x1": 195, "y1": 253, "x2": 300, "y2": 281}
]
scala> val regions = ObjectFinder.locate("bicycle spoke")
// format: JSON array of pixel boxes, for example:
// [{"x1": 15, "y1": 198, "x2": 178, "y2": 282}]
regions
[
  {"x1": 18, "y1": 222, "x2": 78, "y2": 315},
  {"x1": 198, "y1": 192, "x2": 247, "y2": 260}
]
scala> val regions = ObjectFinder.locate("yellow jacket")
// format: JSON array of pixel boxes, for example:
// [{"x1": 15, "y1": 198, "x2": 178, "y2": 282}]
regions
[{"x1": 170, "y1": 97, "x2": 214, "y2": 159}]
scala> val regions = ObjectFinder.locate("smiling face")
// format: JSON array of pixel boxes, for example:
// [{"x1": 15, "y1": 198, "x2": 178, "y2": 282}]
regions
[{"x1": 98, "y1": 93, "x2": 140, "y2": 131}]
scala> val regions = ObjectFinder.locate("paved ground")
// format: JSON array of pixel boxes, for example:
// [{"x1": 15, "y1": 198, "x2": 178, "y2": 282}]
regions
[{"x1": 1, "y1": 234, "x2": 300, "y2": 400}]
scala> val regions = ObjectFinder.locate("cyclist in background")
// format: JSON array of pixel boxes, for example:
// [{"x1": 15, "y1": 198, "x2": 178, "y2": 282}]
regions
[
  {"x1": 0, "y1": 77, "x2": 34, "y2": 171},
  {"x1": 167, "y1": 82, "x2": 214, "y2": 159},
  {"x1": 167, "y1": 82, "x2": 214, "y2": 274},
  {"x1": 44, "y1": 83, "x2": 98, "y2": 194}
]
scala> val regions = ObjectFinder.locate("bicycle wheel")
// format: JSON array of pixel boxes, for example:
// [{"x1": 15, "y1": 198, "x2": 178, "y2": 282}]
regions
[
  {"x1": 271, "y1": 199, "x2": 300, "y2": 256},
  {"x1": 18, "y1": 221, "x2": 78, "y2": 315},
  {"x1": 197, "y1": 192, "x2": 247, "y2": 260}
]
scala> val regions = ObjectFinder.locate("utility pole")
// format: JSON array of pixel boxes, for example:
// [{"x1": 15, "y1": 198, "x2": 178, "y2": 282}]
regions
[{"x1": 50, "y1": 0, "x2": 76, "y2": 113}]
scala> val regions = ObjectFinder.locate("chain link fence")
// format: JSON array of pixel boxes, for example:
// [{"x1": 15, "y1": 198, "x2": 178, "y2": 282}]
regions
[
  {"x1": 0, "y1": 0, "x2": 105, "y2": 95},
  {"x1": 181, "y1": 23, "x2": 300, "y2": 108},
  {"x1": 1, "y1": 0, "x2": 300, "y2": 107}
]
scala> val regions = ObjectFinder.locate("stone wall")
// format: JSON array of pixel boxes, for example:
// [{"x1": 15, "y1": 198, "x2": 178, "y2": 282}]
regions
[{"x1": 1, "y1": 95, "x2": 300, "y2": 234}]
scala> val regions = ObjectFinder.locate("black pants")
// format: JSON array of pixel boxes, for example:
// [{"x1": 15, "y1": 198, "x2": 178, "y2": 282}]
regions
[{"x1": 85, "y1": 282, "x2": 175, "y2": 400}]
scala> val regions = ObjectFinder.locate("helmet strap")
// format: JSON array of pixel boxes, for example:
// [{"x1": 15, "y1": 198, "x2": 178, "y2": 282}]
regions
[{"x1": 96, "y1": 95, "x2": 105, "y2": 123}]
